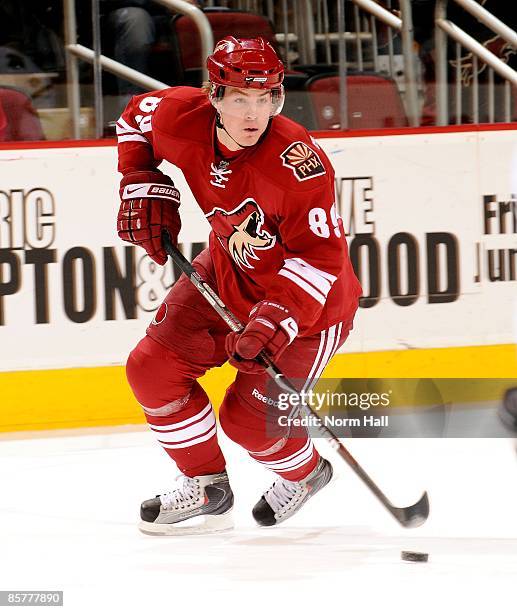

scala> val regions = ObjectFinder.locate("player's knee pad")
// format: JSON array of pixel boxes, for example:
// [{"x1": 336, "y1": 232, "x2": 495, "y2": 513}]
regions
[
  {"x1": 126, "y1": 335, "x2": 194, "y2": 415},
  {"x1": 219, "y1": 385, "x2": 282, "y2": 453}
]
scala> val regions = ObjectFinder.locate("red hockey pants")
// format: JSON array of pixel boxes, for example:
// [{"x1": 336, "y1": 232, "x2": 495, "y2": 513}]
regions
[{"x1": 126, "y1": 249, "x2": 353, "y2": 481}]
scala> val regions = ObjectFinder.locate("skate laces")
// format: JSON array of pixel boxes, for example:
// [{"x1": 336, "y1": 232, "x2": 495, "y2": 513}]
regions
[
  {"x1": 160, "y1": 475, "x2": 201, "y2": 511},
  {"x1": 265, "y1": 478, "x2": 305, "y2": 515}
]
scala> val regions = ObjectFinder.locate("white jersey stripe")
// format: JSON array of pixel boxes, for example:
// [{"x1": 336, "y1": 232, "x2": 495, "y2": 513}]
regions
[
  {"x1": 289, "y1": 257, "x2": 337, "y2": 283},
  {"x1": 278, "y1": 269, "x2": 326, "y2": 305},
  {"x1": 116, "y1": 117, "x2": 140, "y2": 134},
  {"x1": 118, "y1": 134, "x2": 149, "y2": 144},
  {"x1": 283, "y1": 258, "x2": 334, "y2": 296},
  {"x1": 281, "y1": 264, "x2": 328, "y2": 298},
  {"x1": 116, "y1": 125, "x2": 140, "y2": 136}
]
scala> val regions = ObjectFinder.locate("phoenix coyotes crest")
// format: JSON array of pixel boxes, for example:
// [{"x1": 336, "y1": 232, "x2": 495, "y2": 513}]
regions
[
  {"x1": 206, "y1": 199, "x2": 276, "y2": 269},
  {"x1": 281, "y1": 141, "x2": 326, "y2": 182}
]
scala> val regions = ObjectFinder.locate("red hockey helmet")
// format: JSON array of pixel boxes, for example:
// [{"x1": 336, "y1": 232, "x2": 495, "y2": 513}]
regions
[
  {"x1": 207, "y1": 37, "x2": 285, "y2": 116},
  {"x1": 207, "y1": 36, "x2": 284, "y2": 89}
]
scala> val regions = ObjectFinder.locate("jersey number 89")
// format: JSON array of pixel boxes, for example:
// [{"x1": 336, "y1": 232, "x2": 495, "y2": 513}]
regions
[{"x1": 308, "y1": 204, "x2": 341, "y2": 239}]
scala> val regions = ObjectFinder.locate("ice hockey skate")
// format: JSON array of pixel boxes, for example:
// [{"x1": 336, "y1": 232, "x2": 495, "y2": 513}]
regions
[
  {"x1": 252, "y1": 457, "x2": 333, "y2": 526},
  {"x1": 139, "y1": 471, "x2": 234, "y2": 535}
]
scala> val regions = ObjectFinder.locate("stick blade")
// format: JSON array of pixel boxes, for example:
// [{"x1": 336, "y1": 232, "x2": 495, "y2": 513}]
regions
[{"x1": 392, "y1": 491, "x2": 430, "y2": 528}]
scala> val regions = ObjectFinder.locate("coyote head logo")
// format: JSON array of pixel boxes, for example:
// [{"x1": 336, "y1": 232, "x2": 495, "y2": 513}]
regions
[
  {"x1": 449, "y1": 35, "x2": 516, "y2": 87},
  {"x1": 206, "y1": 198, "x2": 276, "y2": 269}
]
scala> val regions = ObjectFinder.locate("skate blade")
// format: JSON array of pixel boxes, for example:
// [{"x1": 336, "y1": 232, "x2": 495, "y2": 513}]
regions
[{"x1": 139, "y1": 511, "x2": 234, "y2": 536}]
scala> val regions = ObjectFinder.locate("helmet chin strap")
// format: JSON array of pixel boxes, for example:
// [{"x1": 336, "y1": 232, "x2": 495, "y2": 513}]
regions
[{"x1": 215, "y1": 112, "x2": 256, "y2": 150}]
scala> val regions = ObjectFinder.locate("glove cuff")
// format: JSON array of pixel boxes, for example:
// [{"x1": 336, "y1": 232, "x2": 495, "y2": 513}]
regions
[
  {"x1": 251, "y1": 300, "x2": 299, "y2": 344},
  {"x1": 121, "y1": 182, "x2": 180, "y2": 203},
  {"x1": 120, "y1": 171, "x2": 179, "y2": 204},
  {"x1": 121, "y1": 170, "x2": 173, "y2": 185}
]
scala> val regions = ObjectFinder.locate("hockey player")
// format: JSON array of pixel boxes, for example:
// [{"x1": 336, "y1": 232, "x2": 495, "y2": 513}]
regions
[{"x1": 116, "y1": 36, "x2": 362, "y2": 534}]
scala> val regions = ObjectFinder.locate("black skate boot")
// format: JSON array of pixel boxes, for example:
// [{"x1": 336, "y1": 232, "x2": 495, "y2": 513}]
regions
[
  {"x1": 139, "y1": 470, "x2": 234, "y2": 535},
  {"x1": 252, "y1": 457, "x2": 333, "y2": 526}
]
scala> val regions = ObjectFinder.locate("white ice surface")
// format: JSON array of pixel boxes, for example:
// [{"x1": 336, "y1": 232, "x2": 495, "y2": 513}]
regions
[{"x1": 1, "y1": 429, "x2": 516, "y2": 612}]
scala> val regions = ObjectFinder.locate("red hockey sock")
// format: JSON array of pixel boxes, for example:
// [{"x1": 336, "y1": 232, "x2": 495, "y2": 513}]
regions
[
  {"x1": 219, "y1": 385, "x2": 319, "y2": 481},
  {"x1": 126, "y1": 336, "x2": 226, "y2": 477}
]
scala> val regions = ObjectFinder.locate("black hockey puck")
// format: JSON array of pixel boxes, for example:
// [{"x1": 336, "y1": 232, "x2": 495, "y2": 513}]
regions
[{"x1": 401, "y1": 551, "x2": 429, "y2": 562}]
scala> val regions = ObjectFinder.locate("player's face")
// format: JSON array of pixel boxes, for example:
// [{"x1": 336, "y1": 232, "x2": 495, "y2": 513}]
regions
[{"x1": 218, "y1": 87, "x2": 273, "y2": 148}]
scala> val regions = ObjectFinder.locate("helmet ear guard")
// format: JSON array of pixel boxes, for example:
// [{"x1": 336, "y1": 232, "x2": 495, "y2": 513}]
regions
[
  {"x1": 271, "y1": 86, "x2": 285, "y2": 116},
  {"x1": 208, "y1": 84, "x2": 225, "y2": 122},
  {"x1": 210, "y1": 83, "x2": 225, "y2": 102}
]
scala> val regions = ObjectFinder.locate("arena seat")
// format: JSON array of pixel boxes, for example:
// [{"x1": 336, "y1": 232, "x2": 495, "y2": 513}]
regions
[
  {"x1": 0, "y1": 87, "x2": 45, "y2": 141},
  {"x1": 170, "y1": 8, "x2": 279, "y2": 86},
  {"x1": 306, "y1": 72, "x2": 409, "y2": 130}
]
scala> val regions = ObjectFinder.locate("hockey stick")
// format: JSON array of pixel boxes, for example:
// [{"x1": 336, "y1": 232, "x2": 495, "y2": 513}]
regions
[{"x1": 162, "y1": 231, "x2": 429, "y2": 528}]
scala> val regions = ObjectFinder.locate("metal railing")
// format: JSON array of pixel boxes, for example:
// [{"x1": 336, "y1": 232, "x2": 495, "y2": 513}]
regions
[
  {"x1": 63, "y1": 0, "x2": 421, "y2": 136},
  {"x1": 63, "y1": 0, "x2": 214, "y2": 138},
  {"x1": 307, "y1": 0, "x2": 420, "y2": 127},
  {"x1": 435, "y1": 0, "x2": 517, "y2": 125},
  {"x1": 204, "y1": 0, "x2": 419, "y2": 127},
  {"x1": 59, "y1": 0, "x2": 517, "y2": 139},
  {"x1": 311, "y1": 0, "x2": 401, "y2": 67}
]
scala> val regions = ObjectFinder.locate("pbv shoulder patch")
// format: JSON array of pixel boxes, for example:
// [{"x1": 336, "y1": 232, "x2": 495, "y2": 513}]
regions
[{"x1": 280, "y1": 141, "x2": 326, "y2": 182}]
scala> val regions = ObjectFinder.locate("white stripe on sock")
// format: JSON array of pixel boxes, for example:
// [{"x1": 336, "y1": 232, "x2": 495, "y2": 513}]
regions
[
  {"x1": 254, "y1": 439, "x2": 314, "y2": 471},
  {"x1": 159, "y1": 424, "x2": 217, "y2": 449},
  {"x1": 154, "y1": 410, "x2": 216, "y2": 444},
  {"x1": 272, "y1": 450, "x2": 315, "y2": 473},
  {"x1": 148, "y1": 402, "x2": 212, "y2": 432}
]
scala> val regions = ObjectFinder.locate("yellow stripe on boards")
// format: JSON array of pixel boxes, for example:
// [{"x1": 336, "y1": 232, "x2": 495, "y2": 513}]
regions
[
  {"x1": 0, "y1": 344, "x2": 515, "y2": 433},
  {"x1": 0, "y1": 363, "x2": 236, "y2": 433},
  {"x1": 326, "y1": 344, "x2": 517, "y2": 378}
]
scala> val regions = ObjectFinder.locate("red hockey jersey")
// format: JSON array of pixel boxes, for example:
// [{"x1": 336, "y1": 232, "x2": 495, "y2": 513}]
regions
[{"x1": 117, "y1": 87, "x2": 361, "y2": 336}]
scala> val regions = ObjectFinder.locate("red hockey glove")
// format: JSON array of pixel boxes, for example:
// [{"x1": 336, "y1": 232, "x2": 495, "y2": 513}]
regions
[
  {"x1": 226, "y1": 301, "x2": 299, "y2": 374},
  {"x1": 117, "y1": 170, "x2": 181, "y2": 265}
]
